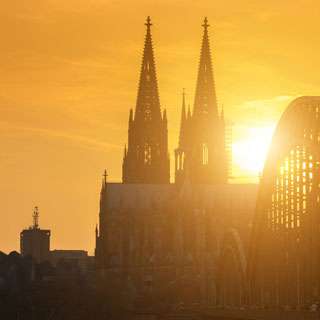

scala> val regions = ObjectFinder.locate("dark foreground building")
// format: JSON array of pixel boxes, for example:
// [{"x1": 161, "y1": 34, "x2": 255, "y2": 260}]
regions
[
  {"x1": 96, "y1": 182, "x2": 257, "y2": 307},
  {"x1": 20, "y1": 207, "x2": 50, "y2": 263},
  {"x1": 95, "y1": 17, "x2": 258, "y2": 309}
]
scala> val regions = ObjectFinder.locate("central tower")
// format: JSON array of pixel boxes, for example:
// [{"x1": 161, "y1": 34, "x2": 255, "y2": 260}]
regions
[
  {"x1": 175, "y1": 18, "x2": 228, "y2": 184},
  {"x1": 122, "y1": 17, "x2": 170, "y2": 184}
]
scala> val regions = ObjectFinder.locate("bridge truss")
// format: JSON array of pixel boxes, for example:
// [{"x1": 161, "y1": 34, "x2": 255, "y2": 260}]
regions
[{"x1": 248, "y1": 97, "x2": 320, "y2": 309}]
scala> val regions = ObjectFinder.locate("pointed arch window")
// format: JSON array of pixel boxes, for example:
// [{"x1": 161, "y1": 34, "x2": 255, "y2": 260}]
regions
[
  {"x1": 144, "y1": 108, "x2": 151, "y2": 121},
  {"x1": 181, "y1": 151, "x2": 185, "y2": 170},
  {"x1": 144, "y1": 144, "x2": 152, "y2": 165},
  {"x1": 176, "y1": 150, "x2": 185, "y2": 171},
  {"x1": 202, "y1": 143, "x2": 209, "y2": 165}
]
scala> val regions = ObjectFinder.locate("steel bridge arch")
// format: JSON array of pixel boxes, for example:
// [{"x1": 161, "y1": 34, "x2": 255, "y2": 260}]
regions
[{"x1": 248, "y1": 96, "x2": 320, "y2": 309}]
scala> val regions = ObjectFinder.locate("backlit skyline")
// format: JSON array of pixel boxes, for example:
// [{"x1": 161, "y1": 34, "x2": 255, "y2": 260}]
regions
[{"x1": 1, "y1": 0, "x2": 319, "y2": 253}]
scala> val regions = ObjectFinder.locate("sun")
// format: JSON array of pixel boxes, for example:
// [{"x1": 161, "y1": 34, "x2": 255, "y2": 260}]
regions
[{"x1": 232, "y1": 126, "x2": 275, "y2": 179}]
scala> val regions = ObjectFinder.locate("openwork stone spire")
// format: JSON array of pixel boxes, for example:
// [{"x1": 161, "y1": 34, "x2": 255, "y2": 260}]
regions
[
  {"x1": 175, "y1": 18, "x2": 228, "y2": 185},
  {"x1": 193, "y1": 17, "x2": 218, "y2": 118},
  {"x1": 122, "y1": 17, "x2": 170, "y2": 184},
  {"x1": 178, "y1": 88, "x2": 187, "y2": 148},
  {"x1": 135, "y1": 16, "x2": 161, "y2": 122}
]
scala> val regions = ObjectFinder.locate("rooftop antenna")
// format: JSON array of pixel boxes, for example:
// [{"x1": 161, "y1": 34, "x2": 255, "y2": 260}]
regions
[{"x1": 33, "y1": 206, "x2": 39, "y2": 229}]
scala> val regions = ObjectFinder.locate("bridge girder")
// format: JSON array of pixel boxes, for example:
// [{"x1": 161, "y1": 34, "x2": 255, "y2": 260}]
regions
[{"x1": 248, "y1": 96, "x2": 320, "y2": 308}]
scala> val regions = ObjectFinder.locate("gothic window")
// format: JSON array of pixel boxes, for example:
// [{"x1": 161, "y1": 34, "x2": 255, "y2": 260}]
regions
[
  {"x1": 178, "y1": 151, "x2": 185, "y2": 170},
  {"x1": 202, "y1": 143, "x2": 209, "y2": 165},
  {"x1": 182, "y1": 152, "x2": 184, "y2": 170},
  {"x1": 144, "y1": 108, "x2": 151, "y2": 120},
  {"x1": 144, "y1": 144, "x2": 152, "y2": 165},
  {"x1": 183, "y1": 152, "x2": 185, "y2": 169}
]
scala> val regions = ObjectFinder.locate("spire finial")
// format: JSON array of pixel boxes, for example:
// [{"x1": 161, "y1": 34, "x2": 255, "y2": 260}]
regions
[
  {"x1": 145, "y1": 16, "x2": 152, "y2": 31},
  {"x1": 202, "y1": 17, "x2": 209, "y2": 30},
  {"x1": 103, "y1": 169, "x2": 108, "y2": 185},
  {"x1": 182, "y1": 88, "x2": 186, "y2": 107}
]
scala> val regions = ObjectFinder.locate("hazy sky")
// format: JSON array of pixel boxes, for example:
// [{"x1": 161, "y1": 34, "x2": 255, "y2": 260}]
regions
[{"x1": 1, "y1": 0, "x2": 320, "y2": 254}]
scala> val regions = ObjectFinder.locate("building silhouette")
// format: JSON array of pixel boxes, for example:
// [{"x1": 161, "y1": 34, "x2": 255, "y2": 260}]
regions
[
  {"x1": 122, "y1": 16, "x2": 170, "y2": 184},
  {"x1": 175, "y1": 18, "x2": 228, "y2": 185},
  {"x1": 8, "y1": 15, "x2": 319, "y2": 319},
  {"x1": 95, "y1": 17, "x2": 257, "y2": 307},
  {"x1": 20, "y1": 207, "x2": 50, "y2": 263}
]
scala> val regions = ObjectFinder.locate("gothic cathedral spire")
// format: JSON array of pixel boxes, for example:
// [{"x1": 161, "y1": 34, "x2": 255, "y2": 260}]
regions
[
  {"x1": 122, "y1": 17, "x2": 170, "y2": 184},
  {"x1": 135, "y1": 16, "x2": 162, "y2": 123},
  {"x1": 179, "y1": 88, "x2": 187, "y2": 148},
  {"x1": 193, "y1": 17, "x2": 218, "y2": 119},
  {"x1": 175, "y1": 17, "x2": 228, "y2": 185}
]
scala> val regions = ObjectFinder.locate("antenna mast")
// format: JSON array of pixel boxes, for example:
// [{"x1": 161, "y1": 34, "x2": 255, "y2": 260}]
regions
[{"x1": 33, "y1": 206, "x2": 39, "y2": 229}]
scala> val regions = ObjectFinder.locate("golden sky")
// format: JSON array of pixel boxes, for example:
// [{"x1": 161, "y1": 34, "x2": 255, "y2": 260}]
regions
[{"x1": 1, "y1": 0, "x2": 320, "y2": 254}]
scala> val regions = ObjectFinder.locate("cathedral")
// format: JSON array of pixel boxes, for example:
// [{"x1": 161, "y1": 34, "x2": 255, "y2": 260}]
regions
[{"x1": 95, "y1": 17, "x2": 258, "y2": 308}]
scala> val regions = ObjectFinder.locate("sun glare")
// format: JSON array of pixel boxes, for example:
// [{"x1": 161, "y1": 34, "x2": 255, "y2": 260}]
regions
[{"x1": 232, "y1": 126, "x2": 275, "y2": 178}]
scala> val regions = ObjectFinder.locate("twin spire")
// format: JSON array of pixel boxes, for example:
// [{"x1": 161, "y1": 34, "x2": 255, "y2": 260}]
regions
[
  {"x1": 178, "y1": 88, "x2": 191, "y2": 148},
  {"x1": 175, "y1": 17, "x2": 228, "y2": 184},
  {"x1": 136, "y1": 15, "x2": 217, "y2": 123},
  {"x1": 178, "y1": 17, "x2": 219, "y2": 147},
  {"x1": 134, "y1": 16, "x2": 162, "y2": 123},
  {"x1": 122, "y1": 16, "x2": 170, "y2": 184},
  {"x1": 121, "y1": 16, "x2": 227, "y2": 184},
  {"x1": 193, "y1": 17, "x2": 218, "y2": 118}
]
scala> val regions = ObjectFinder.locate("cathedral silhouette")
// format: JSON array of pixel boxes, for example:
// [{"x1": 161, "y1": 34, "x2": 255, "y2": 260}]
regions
[
  {"x1": 122, "y1": 17, "x2": 227, "y2": 185},
  {"x1": 95, "y1": 17, "x2": 257, "y2": 307}
]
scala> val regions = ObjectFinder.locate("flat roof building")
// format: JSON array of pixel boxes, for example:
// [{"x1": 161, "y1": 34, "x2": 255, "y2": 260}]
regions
[{"x1": 20, "y1": 207, "x2": 50, "y2": 263}]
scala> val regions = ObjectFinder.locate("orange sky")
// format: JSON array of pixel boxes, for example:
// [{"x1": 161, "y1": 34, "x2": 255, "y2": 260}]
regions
[{"x1": 1, "y1": 0, "x2": 320, "y2": 254}]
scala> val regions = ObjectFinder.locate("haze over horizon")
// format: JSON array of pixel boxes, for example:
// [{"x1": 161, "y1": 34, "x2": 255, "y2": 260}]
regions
[{"x1": 1, "y1": 0, "x2": 320, "y2": 254}]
